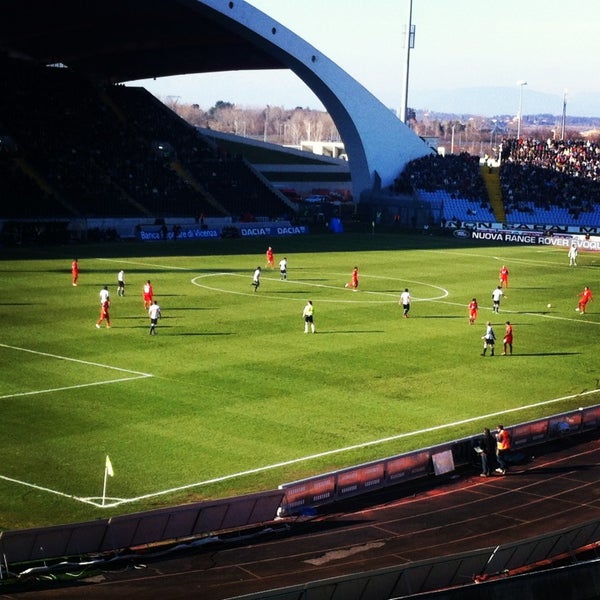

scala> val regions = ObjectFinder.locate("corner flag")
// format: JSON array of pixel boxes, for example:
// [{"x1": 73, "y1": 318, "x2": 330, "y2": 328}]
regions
[{"x1": 105, "y1": 455, "x2": 114, "y2": 477}]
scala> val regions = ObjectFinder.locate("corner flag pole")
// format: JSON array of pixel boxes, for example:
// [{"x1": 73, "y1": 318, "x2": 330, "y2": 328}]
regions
[{"x1": 102, "y1": 455, "x2": 114, "y2": 506}]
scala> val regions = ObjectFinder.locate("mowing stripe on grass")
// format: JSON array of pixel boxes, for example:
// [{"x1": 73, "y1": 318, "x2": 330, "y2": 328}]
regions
[
  {"x1": 0, "y1": 388, "x2": 593, "y2": 509},
  {"x1": 72, "y1": 388, "x2": 599, "y2": 509}
]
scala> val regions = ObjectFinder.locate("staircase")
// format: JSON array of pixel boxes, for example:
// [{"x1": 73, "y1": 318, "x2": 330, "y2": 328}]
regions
[
  {"x1": 169, "y1": 160, "x2": 229, "y2": 215},
  {"x1": 14, "y1": 157, "x2": 80, "y2": 216},
  {"x1": 480, "y1": 165, "x2": 505, "y2": 223}
]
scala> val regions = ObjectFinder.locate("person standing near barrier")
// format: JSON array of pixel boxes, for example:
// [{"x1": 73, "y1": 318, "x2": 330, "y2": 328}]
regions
[
  {"x1": 495, "y1": 424, "x2": 511, "y2": 475},
  {"x1": 479, "y1": 427, "x2": 496, "y2": 477}
]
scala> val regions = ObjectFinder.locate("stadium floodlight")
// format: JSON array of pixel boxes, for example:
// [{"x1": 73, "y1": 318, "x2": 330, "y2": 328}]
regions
[
  {"x1": 517, "y1": 80, "x2": 527, "y2": 139},
  {"x1": 561, "y1": 89, "x2": 568, "y2": 140},
  {"x1": 399, "y1": 0, "x2": 414, "y2": 123}
]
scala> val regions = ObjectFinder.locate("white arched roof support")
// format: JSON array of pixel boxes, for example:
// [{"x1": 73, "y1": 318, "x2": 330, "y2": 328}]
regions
[{"x1": 200, "y1": 0, "x2": 432, "y2": 199}]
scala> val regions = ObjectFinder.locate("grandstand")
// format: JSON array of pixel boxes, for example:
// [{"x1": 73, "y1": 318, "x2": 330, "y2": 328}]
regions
[
  {"x1": 0, "y1": 60, "x2": 295, "y2": 234},
  {"x1": 383, "y1": 145, "x2": 600, "y2": 231},
  {"x1": 4, "y1": 54, "x2": 600, "y2": 241},
  {"x1": 0, "y1": 57, "x2": 364, "y2": 243},
  {"x1": 4, "y1": 58, "x2": 600, "y2": 243}
]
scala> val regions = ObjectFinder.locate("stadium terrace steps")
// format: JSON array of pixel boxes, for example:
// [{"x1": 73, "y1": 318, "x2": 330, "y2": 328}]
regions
[{"x1": 480, "y1": 165, "x2": 505, "y2": 222}]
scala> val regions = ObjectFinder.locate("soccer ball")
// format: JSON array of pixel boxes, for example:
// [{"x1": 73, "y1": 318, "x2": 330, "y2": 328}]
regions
[
  {"x1": 547, "y1": 303, "x2": 552, "y2": 308},
  {"x1": 575, "y1": 307, "x2": 580, "y2": 312},
  {"x1": 344, "y1": 283, "x2": 348, "y2": 288}
]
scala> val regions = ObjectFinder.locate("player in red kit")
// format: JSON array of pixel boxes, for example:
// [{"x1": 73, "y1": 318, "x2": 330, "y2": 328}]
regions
[
  {"x1": 96, "y1": 298, "x2": 111, "y2": 328},
  {"x1": 578, "y1": 286, "x2": 593, "y2": 314},
  {"x1": 71, "y1": 259, "x2": 79, "y2": 286},
  {"x1": 265, "y1": 247, "x2": 275, "y2": 269},
  {"x1": 345, "y1": 266, "x2": 359, "y2": 290},
  {"x1": 499, "y1": 265, "x2": 509, "y2": 288},
  {"x1": 143, "y1": 280, "x2": 154, "y2": 310},
  {"x1": 468, "y1": 298, "x2": 478, "y2": 325}
]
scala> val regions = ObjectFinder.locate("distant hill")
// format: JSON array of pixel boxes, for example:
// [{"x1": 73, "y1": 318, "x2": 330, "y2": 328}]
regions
[{"x1": 411, "y1": 87, "x2": 600, "y2": 122}]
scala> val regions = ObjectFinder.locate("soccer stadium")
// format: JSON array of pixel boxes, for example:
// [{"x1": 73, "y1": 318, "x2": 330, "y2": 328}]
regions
[{"x1": 2, "y1": 1, "x2": 600, "y2": 598}]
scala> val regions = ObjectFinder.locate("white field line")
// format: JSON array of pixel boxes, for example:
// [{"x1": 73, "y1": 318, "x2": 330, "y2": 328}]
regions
[
  {"x1": 14, "y1": 388, "x2": 593, "y2": 509},
  {"x1": 0, "y1": 343, "x2": 152, "y2": 400},
  {"x1": 191, "y1": 272, "x2": 449, "y2": 302},
  {"x1": 0, "y1": 376, "x2": 151, "y2": 400},
  {"x1": 0, "y1": 344, "x2": 153, "y2": 506},
  {"x1": 97, "y1": 257, "x2": 189, "y2": 270},
  {"x1": 433, "y1": 299, "x2": 600, "y2": 325},
  {"x1": 0, "y1": 475, "x2": 117, "y2": 507},
  {"x1": 427, "y1": 249, "x2": 591, "y2": 268}
]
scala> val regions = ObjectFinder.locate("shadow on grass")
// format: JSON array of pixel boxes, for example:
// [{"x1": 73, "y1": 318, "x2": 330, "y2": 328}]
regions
[
  {"x1": 161, "y1": 307, "x2": 211, "y2": 311},
  {"x1": 176, "y1": 331, "x2": 234, "y2": 336},
  {"x1": 316, "y1": 330, "x2": 386, "y2": 334},
  {"x1": 130, "y1": 325, "x2": 234, "y2": 336},
  {"x1": 496, "y1": 352, "x2": 580, "y2": 357},
  {"x1": 0, "y1": 302, "x2": 37, "y2": 306},
  {"x1": 417, "y1": 315, "x2": 464, "y2": 319}
]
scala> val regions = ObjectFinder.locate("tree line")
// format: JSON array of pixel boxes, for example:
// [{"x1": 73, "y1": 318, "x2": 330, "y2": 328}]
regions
[
  {"x1": 165, "y1": 97, "x2": 597, "y2": 157},
  {"x1": 166, "y1": 99, "x2": 341, "y2": 147}
]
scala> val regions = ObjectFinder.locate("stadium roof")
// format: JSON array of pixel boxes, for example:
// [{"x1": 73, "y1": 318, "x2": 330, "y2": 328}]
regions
[
  {"x1": 0, "y1": 0, "x2": 283, "y2": 83},
  {"x1": 1, "y1": 0, "x2": 432, "y2": 197}
]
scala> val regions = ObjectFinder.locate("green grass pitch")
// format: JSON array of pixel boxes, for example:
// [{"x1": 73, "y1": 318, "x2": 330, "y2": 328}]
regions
[{"x1": 0, "y1": 233, "x2": 598, "y2": 529}]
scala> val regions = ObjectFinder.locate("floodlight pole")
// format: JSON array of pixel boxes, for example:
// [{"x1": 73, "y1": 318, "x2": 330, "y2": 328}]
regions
[
  {"x1": 517, "y1": 80, "x2": 527, "y2": 139},
  {"x1": 561, "y1": 89, "x2": 567, "y2": 140},
  {"x1": 263, "y1": 105, "x2": 269, "y2": 143},
  {"x1": 399, "y1": 0, "x2": 414, "y2": 123}
]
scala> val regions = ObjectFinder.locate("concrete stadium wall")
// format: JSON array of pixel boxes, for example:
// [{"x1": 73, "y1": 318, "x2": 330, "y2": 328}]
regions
[{"x1": 277, "y1": 403, "x2": 600, "y2": 516}]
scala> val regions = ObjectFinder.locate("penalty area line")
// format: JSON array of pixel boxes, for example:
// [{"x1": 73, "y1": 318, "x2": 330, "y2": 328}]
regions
[
  {"x1": 0, "y1": 343, "x2": 153, "y2": 376},
  {"x1": 0, "y1": 375, "x2": 152, "y2": 401},
  {"x1": 0, "y1": 343, "x2": 153, "y2": 399}
]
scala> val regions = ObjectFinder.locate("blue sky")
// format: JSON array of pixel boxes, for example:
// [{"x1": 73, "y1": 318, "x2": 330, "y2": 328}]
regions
[{"x1": 130, "y1": 0, "x2": 600, "y2": 117}]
